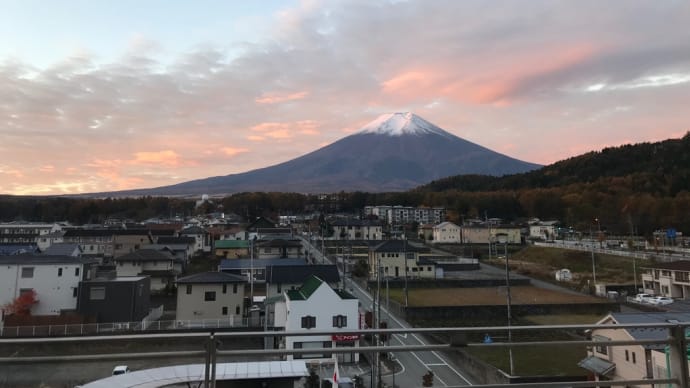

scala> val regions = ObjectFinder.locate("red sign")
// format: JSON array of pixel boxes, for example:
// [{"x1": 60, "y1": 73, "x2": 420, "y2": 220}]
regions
[{"x1": 332, "y1": 334, "x2": 360, "y2": 341}]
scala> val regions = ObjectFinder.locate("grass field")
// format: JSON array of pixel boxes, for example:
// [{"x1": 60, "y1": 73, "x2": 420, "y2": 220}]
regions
[
  {"x1": 386, "y1": 286, "x2": 606, "y2": 307},
  {"x1": 484, "y1": 245, "x2": 642, "y2": 291}
]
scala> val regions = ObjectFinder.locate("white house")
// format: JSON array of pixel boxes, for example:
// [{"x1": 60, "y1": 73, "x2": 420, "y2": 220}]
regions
[
  {"x1": 432, "y1": 222, "x2": 461, "y2": 243},
  {"x1": 180, "y1": 226, "x2": 210, "y2": 253},
  {"x1": 114, "y1": 249, "x2": 183, "y2": 292},
  {"x1": 331, "y1": 219, "x2": 383, "y2": 241},
  {"x1": 0, "y1": 255, "x2": 92, "y2": 316},
  {"x1": 272, "y1": 276, "x2": 360, "y2": 363},
  {"x1": 368, "y1": 240, "x2": 435, "y2": 279},
  {"x1": 580, "y1": 312, "x2": 690, "y2": 384},
  {"x1": 529, "y1": 220, "x2": 560, "y2": 241},
  {"x1": 175, "y1": 272, "x2": 246, "y2": 323}
]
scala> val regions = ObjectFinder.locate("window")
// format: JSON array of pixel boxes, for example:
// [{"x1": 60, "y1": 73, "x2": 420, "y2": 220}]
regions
[
  {"x1": 594, "y1": 335, "x2": 609, "y2": 355},
  {"x1": 301, "y1": 315, "x2": 316, "y2": 329},
  {"x1": 90, "y1": 287, "x2": 105, "y2": 300},
  {"x1": 625, "y1": 350, "x2": 629, "y2": 361},
  {"x1": 21, "y1": 267, "x2": 34, "y2": 278},
  {"x1": 75, "y1": 267, "x2": 80, "y2": 277},
  {"x1": 233, "y1": 284, "x2": 238, "y2": 294},
  {"x1": 222, "y1": 284, "x2": 227, "y2": 294},
  {"x1": 204, "y1": 291, "x2": 216, "y2": 301},
  {"x1": 73, "y1": 288, "x2": 78, "y2": 297},
  {"x1": 632, "y1": 352, "x2": 636, "y2": 364},
  {"x1": 186, "y1": 285, "x2": 192, "y2": 294},
  {"x1": 58, "y1": 268, "x2": 63, "y2": 277},
  {"x1": 277, "y1": 283, "x2": 282, "y2": 293},
  {"x1": 333, "y1": 315, "x2": 347, "y2": 328},
  {"x1": 236, "y1": 305, "x2": 240, "y2": 314},
  {"x1": 222, "y1": 307, "x2": 228, "y2": 315}
]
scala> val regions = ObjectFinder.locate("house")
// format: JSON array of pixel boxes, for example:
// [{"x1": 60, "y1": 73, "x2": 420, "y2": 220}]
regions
[
  {"x1": 271, "y1": 276, "x2": 360, "y2": 363},
  {"x1": 77, "y1": 275, "x2": 150, "y2": 323},
  {"x1": 113, "y1": 249, "x2": 183, "y2": 292},
  {"x1": 0, "y1": 255, "x2": 94, "y2": 316},
  {"x1": 0, "y1": 243, "x2": 39, "y2": 255},
  {"x1": 529, "y1": 220, "x2": 560, "y2": 241},
  {"x1": 143, "y1": 242, "x2": 193, "y2": 263},
  {"x1": 331, "y1": 219, "x2": 383, "y2": 241},
  {"x1": 42, "y1": 243, "x2": 83, "y2": 257},
  {"x1": 215, "y1": 240, "x2": 250, "y2": 259},
  {"x1": 218, "y1": 258, "x2": 308, "y2": 284},
  {"x1": 368, "y1": 240, "x2": 435, "y2": 279},
  {"x1": 432, "y1": 222, "x2": 461, "y2": 243},
  {"x1": 418, "y1": 224, "x2": 434, "y2": 241},
  {"x1": 460, "y1": 225, "x2": 492, "y2": 244},
  {"x1": 255, "y1": 239, "x2": 303, "y2": 259},
  {"x1": 175, "y1": 272, "x2": 246, "y2": 323},
  {"x1": 112, "y1": 229, "x2": 153, "y2": 257},
  {"x1": 0, "y1": 222, "x2": 63, "y2": 244},
  {"x1": 180, "y1": 226, "x2": 210, "y2": 253},
  {"x1": 62, "y1": 229, "x2": 114, "y2": 258},
  {"x1": 579, "y1": 312, "x2": 690, "y2": 384},
  {"x1": 459, "y1": 225, "x2": 521, "y2": 244},
  {"x1": 36, "y1": 230, "x2": 65, "y2": 251},
  {"x1": 265, "y1": 264, "x2": 340, "y2": 299},
  {"x1": 641, "y1": 261, "x2": 690, "y2": 298}
]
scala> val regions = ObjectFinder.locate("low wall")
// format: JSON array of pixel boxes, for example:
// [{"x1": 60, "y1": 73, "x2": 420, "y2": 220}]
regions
[
  {"x1": 367, "y1": 278, "x2": 531, "y2": 289},
  {"x1": 404, "y1": 302, "x2": 619, "y2": 321}
]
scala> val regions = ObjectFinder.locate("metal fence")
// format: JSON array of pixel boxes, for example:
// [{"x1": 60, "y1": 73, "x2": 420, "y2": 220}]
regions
[
  {"x1": 0, "y1": 316, "x2": 250, "y2": 337},
  {"x1": 1, "y1": 322, "x2": 689, "y2": 387}
]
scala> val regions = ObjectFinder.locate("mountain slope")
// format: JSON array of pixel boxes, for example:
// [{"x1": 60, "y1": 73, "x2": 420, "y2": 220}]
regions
[
  {"x1": 417, "y1": 131, "x2": 690, "y2": 195},
  {"x1": 116, "y1": 113, "x2": 541, "y2": 196}
]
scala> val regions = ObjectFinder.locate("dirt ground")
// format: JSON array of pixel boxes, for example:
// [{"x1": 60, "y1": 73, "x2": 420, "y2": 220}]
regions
[{"x1": 390, "y1": 286, "x2": 608, "y2": 307}]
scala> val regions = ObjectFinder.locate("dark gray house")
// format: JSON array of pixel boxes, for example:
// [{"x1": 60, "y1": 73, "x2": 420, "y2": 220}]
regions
[
  {"x1": 265, "y1": 264, "x2": 341, "y2": 298},
  {"x1": 77, "y1": 275, "x2": 151, "y2": 323}
]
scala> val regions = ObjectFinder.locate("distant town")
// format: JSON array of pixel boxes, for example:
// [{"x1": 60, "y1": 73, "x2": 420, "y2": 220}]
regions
[{"x1": 1, "y1": 197, "x2": 689, "y2": 387}]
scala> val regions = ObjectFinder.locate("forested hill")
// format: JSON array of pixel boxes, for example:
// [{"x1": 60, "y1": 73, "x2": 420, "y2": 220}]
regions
[{"x1": 417, "y1": 132, "x2": 690, "y2": 195}]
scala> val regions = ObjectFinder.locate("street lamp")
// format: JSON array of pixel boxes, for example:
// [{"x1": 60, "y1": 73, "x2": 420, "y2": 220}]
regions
[{"x1": 497, "y1": 233, "x2": 514, "y2": 376}]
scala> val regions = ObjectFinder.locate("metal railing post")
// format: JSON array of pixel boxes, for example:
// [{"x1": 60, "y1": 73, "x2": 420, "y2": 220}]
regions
[
  {"x1": 669, "y1": 325, "x2": 689, "y2": 388},
  {"x1": 204, "y1": 333, "x2": 213, "y2": 388}
]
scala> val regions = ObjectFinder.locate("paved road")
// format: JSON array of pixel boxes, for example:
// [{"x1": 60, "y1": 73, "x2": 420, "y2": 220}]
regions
[{"x1": 300, "y1": 237, "x2": 474, "y2": 387}]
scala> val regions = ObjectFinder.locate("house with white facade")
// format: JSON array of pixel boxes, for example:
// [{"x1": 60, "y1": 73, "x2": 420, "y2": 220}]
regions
[
  {"x1": 265, "y1": 264, "x2": 340, "y2": 299},
  {"x1": 271, "y1": 276, "x2": 360, "y2": 363},
  {"x1": 528, "y1": 220, "x2": 560, "y2": 241},
  {"x1": 432, "y1": 222, "x2": 461, "y2": 243},
  {"x1": 641, "y1": 260, "x2": 690, "y2": 298},
  {"x1": 255, "y1": 239, "x2": 303, "y2": 259},
  {"x1": 180, "y1": 226, "x2": 210, "y2": 253},
  {"x1": 114, "y1": 249, "x2": 183, "y2": 292},
  {"x1": 175, "y1": 272, "x2": 246, "y2": 324},
  {"x1": 368, "y1": 240, "x2": 435, "y2": 279},
  {"x1": 0, "y1": 255, "x2": 93, "y2": 316},
  {"x1": 579, "y1": 312, "x2": 690, "y2": 384},
  {"x1": 331, "y1": 219, "x2": 383, "y2": 241},
  {"x1": 0, "y1": 222, "x2": 63, "y2": 244}
]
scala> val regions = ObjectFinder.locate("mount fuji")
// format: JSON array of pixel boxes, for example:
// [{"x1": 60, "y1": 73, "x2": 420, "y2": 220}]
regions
[{"x1": 119, "y1": 112, "x2": 541, "y2": 195}]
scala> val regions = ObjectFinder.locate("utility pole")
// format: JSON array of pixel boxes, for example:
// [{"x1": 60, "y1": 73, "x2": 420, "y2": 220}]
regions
[{"x1": 503, "y1": 239, "x2": 514, "y2": 376}]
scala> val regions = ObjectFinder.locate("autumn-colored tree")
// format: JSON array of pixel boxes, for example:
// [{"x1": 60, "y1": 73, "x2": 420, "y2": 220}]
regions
[{"x1": 3, "y1": 290, "x2": 38, "y2": 316}]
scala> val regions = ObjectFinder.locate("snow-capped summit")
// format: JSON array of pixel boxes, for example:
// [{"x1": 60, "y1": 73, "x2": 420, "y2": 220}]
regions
[
  {"x1": 358, "y1": 112, "x2": 451, "y2": 137},
  {"x1": 113, "y1": 112, "x2": 541, "y2": 195}
]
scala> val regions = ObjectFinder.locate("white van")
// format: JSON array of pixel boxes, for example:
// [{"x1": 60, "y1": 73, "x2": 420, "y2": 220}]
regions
[{"x1": 112, "y1": 365, "x2": 130, "y2": 375}]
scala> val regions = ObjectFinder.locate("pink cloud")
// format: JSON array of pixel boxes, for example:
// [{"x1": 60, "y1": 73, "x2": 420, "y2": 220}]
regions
[
  {"x1": 131, "y1": 150, "x2": 186, "y2": 167},
  {"x1": 220, "y1": 147, "x2": 250, "y2": 157},
  {"x1": 255, "y1": 91, "x2": 309, "y2": 104}
]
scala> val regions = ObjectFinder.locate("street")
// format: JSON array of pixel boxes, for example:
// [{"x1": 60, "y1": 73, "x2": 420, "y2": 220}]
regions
[{"x1": 301, "y1": 236, "x2": 474, "y2": 387}]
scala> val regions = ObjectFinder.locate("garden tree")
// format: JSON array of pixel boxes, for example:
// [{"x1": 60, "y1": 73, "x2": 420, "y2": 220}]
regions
[
  {"x1": 422, "y1": 370, "x2": 434, "y2": 387},
  {"x1": 3, "y1": 290, "x2": 38, "y2": 316},
  {"x1": 305, "y1": 367, "x2": 320, "y2": 388},
  {"x1": 351, "y1": 259, "x2": 370, "y2": 278}
]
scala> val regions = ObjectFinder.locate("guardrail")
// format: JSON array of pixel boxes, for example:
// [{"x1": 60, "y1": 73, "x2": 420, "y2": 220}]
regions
[
  {"x1": 1, "y1": 322, "x2": 689, "y2": 387},
  {"x1": 0, "y1": 316, "x2": 250, "y2": 337}
]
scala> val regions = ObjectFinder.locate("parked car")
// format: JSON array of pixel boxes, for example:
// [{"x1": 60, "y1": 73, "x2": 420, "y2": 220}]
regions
[
  {"x1": 112, "y1": 365, "x2": 130, "y2": 375},
  {"x1": 650, "y1": 296, "x2": 674, "y2": 305},
  {"x1": 634, "y1": 293, "x2": 655, "y2": 303}
]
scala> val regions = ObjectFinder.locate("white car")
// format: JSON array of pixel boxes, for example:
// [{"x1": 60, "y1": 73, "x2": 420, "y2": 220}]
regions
[
  {"x1": 112, "y1": 365, "x2": 130, "y2": 375},
  {"x1": 634, "y1": 293, "x2": 655, "y2": 303},
  {"x1": 650, "y1": 296, "x2": 674, "y2": 305}
]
